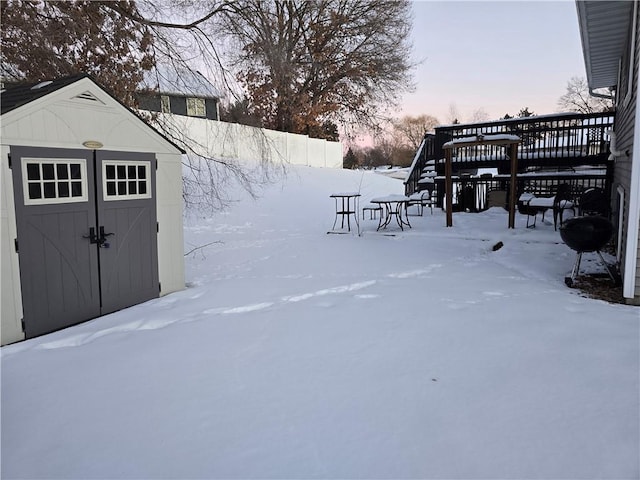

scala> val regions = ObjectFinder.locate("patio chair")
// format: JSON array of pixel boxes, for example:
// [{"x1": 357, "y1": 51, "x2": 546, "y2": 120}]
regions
[
  {"x1": 579, "y1": 187, "x2": 609, "y2": 217},
  {"x1": 407, "y1": 188, "x2": 435, "y2": 216},
  {"x1": 518, "y1": 192, "x2": 550, "y2": 228},
  {"x1": 486, "y1": 190, "x2": 507, "y2": 210},
  {"x1": 553, "y1": 183, "x2": 576, "y2": 230},
  {"x1": 362, "y1": 202, "x2": 383, "y2": 220}
]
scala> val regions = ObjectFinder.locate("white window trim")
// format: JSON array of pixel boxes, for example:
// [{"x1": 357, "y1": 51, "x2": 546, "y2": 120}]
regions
[
  {"x1": 186, "y1": 97, "x2": 206, "y2": 117},
  {"x1": 102, "y1": 160, "x2": 152, "y2": 202},
  {"x1": 161, "y1": 95, "x2": 171, "y2": 114},
  {"x1": 616, "y1": 185, "x2": 625, "y2": 262},
  {"x1": 21, "y1": 157, "x2": 88, "y2": 205}
]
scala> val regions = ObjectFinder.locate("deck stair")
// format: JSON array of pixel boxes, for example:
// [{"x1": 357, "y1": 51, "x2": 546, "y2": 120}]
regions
[{"x1": 417, "y1": 160, "x2": 436, "y2": 192}]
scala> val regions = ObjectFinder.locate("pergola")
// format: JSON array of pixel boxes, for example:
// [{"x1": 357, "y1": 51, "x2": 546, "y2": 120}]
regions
[{"x1": 443, "y1": 134, "x2": 521, "y2": 228}]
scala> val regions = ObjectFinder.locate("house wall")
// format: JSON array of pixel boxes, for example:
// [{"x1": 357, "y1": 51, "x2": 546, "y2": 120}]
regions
[
  {"x1": 613, "y1": 2, "x2": 640, "y2": 304},
  {"x1": 0, "y1": 78, "x2": 185, "y2": 345},
  {"x1": 152, "y1": 113, "x2": 343, "y2": 168},
  {"x1": 137, "y1": 93, "x2": 219, "y2": 121}
]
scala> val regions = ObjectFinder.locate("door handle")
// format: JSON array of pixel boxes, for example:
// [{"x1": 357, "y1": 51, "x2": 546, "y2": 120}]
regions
[
  {"x1": 98, "y1": 226, "x2": 114, "y2": 248},
  {"x1": 82, "y1": 227, "x2": 98, "y2": 244}
]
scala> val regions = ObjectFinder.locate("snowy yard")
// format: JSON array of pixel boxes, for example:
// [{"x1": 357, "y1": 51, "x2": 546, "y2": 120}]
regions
[{"x1": 2, "y1": 166, "x2": 638, "y2": 479}]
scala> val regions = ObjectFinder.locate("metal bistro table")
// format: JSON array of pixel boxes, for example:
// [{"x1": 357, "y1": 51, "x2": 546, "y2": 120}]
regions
[
  {"x1": 329, "y1": 192, "x2": 360, "y2": 233},
  {"x1": 370, "y1": 194, "x2": 412, "y2": 231}
]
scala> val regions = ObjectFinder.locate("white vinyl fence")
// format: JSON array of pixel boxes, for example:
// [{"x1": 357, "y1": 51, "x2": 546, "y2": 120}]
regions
[{"x1": 150, "y1": 113, "x2": 343, "y2": 168}]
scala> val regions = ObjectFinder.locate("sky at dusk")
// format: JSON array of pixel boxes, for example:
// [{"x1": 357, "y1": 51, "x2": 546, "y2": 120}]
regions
[{"x1": 401, "y1": 1, "x2": 587, "y2": 124}]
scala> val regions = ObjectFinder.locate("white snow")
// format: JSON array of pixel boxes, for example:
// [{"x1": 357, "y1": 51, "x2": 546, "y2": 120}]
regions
[
  {"x1": 443, "y1": 133, "x2": 521, "y2": 147},
  {"x1": 1, "y1": 165, "x2": 638, "y2": 479}
]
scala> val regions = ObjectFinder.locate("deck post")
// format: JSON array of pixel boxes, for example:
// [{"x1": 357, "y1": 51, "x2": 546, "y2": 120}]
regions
[
  {"x1": 445, "y1": 148, "x2": 453, "y2": 227},
  {"x1": 443, "y1": 134, "x2": 520, "y2": 228},
  {"x1": 508, "y1": 142, "x2": 518, "y2": 228}
]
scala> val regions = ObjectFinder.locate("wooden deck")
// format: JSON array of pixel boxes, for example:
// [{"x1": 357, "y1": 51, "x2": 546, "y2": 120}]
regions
[{"x1": 404, "y1": 112, "x2": 615, "y2": 209}]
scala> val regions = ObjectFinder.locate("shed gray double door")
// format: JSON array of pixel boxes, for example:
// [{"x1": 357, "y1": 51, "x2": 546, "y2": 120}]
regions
[{"x1": 11, "y1": 146, "x2": 159, "y2": 338}]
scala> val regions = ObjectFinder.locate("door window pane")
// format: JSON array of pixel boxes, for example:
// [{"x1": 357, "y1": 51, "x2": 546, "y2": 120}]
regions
[
  {"x1": 102, "y1": 160, "x2": 152, "y2": 201},
  {"x1": 43, "y1": 182, "x2": 56, "y2": 198},
  {"x1": 57, "y1": 164, "x2": 69, "y2": 179},
  {"x1": 22, "y1": 158, "x2": 88, "y2": 205},
  {"x1": 58, "y1": 182, "x2": 70, "y2": 197},
  {"x1": 28, "y1": 183, "x2": 42, "y2": 199},
  {"x1": 70, "y1": 164, "x2": 82, "y2": 179},
  {"x1": 71, "y1": 182, "x2": 83, "y2": 197},
  {"x1": 27, "y1": 163, "x2": 40, "y2": 180},
  {"x1": 42, "y1": 163, "x2": 55, "y2": 180}
]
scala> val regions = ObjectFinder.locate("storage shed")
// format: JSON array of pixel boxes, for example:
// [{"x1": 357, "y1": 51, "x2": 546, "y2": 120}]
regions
[{"x1": 1, "y1": 74, "x2": 185, "y2": 345}]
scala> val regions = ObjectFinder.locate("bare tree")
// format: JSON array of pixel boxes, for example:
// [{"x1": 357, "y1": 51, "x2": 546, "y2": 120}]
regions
[
  {"x1": 557, "y1": 76, "x2": 614, "y2": 114},
  {"x1": 1, "y1": 0, "x2": 287, "y2": 211},
  {"x1": 2, "y1": 1, "x2": 415, "y2": 210},
  {"x1": 220, "y1": 0, "x2": 415, "y2": 138},
  {"x1": 447, "y1": 103, "x2": 461, "y2": 125},
  {"x1": 470, "y1": 107, "x2": 489, "y2": 123},
  {"x1": 392, "y1": 115, "x2": 439, "y2": 151},
  {"x1": 0, "y1": 1, "x2": 154, "y2": 106}
]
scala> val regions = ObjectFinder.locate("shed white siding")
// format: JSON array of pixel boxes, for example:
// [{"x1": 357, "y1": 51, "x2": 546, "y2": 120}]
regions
[
  {"x1": 1, "y1": 144, "x2": 23, "y2": 344},
  {"x1": 1, "y1": 77, "x2": 185, "y2": 345}
]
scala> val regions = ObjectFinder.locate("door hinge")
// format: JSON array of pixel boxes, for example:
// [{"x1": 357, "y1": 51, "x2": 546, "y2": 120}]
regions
[
  {"x1": 14, "y1": 238, "x2": 18, "y2": 253},
  {"x1": 8, "y1": 153, "x2": 12, "y2": 169},
  {"x1": 158, "y1": 282, "x2": 162, "y2": 293},
  {"x1": 21, "y1": 318, "x2": 25, "y2": 333},
  {"x1": 157, "y1": 222, "x2": 159, "y2": 233}
]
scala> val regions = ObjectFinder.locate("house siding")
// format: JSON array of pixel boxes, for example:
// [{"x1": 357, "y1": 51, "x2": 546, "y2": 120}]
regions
[
  {"x1": 205, "y1": 98, "x2": 218, "y2": 120},
  {"x1": 613, "y1": 3, "x2": 640, "y2": 303},
  {"x1": 137, "y1": 94, "x2": 219, "y2": 120}
]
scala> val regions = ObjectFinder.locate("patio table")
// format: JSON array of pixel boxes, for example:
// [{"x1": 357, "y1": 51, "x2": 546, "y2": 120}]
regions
[
  {"x1": 329, "y1": 192, "x2": 360, "y2": 233},
  {"x1": 370, "y1": 194, "x2": 412, "y2": 231}
]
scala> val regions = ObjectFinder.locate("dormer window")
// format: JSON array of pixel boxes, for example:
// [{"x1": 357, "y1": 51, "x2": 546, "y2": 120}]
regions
[{"x1": 186, "y1": 97, "x2": 206, "y2": 117}]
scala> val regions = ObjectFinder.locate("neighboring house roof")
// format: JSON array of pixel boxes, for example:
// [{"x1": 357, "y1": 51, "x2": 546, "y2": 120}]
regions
[
  {"x1": 576, "y1": 0, "x2": 634, "y2": 89},
  {"x1": 0, "y1": 73, "x2": 185, "y2": 153},
  {"x1": 141, "y1": 67, "x2": 221, "y2": 99}
]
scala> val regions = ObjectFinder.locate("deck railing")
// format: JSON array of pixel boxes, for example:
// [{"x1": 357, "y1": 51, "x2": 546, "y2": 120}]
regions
[
  {"x1": 404, "y1": 111, "x2": 615, "y2": 197},
  {"x1": 434, "y1": 170, "x2": 609, "y2": 213}
]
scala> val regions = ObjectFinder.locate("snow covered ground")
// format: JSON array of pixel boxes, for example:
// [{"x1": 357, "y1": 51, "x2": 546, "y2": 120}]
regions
[{"x1": 2, "y1": 165, "x2": 638, "y2": 479}]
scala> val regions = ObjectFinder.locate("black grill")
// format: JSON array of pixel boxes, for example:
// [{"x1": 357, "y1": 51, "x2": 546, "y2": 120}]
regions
[
  {"x1": 560, "y1": 216, "x2": 613, "y2": 253},
  {"x1": 559, "y1": 216, "x2": 619, "y2": 287}
]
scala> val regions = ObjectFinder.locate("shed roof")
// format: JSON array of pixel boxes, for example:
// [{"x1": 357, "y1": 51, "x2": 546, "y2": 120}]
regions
[
  {"x1": 1, "y1": 74, "x2": 185, "y2": 153},
  {"x1": 576, "y1": 0, "x2": 634, "y2": 90},
  {"x1": 1, "y1": 73, "x2": 90, "y2": 115}
]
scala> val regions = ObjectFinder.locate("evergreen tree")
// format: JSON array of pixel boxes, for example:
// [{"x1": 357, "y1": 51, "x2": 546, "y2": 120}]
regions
[{"x1": 343, "y1": 148, "x2": 359, "y2": 169}]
